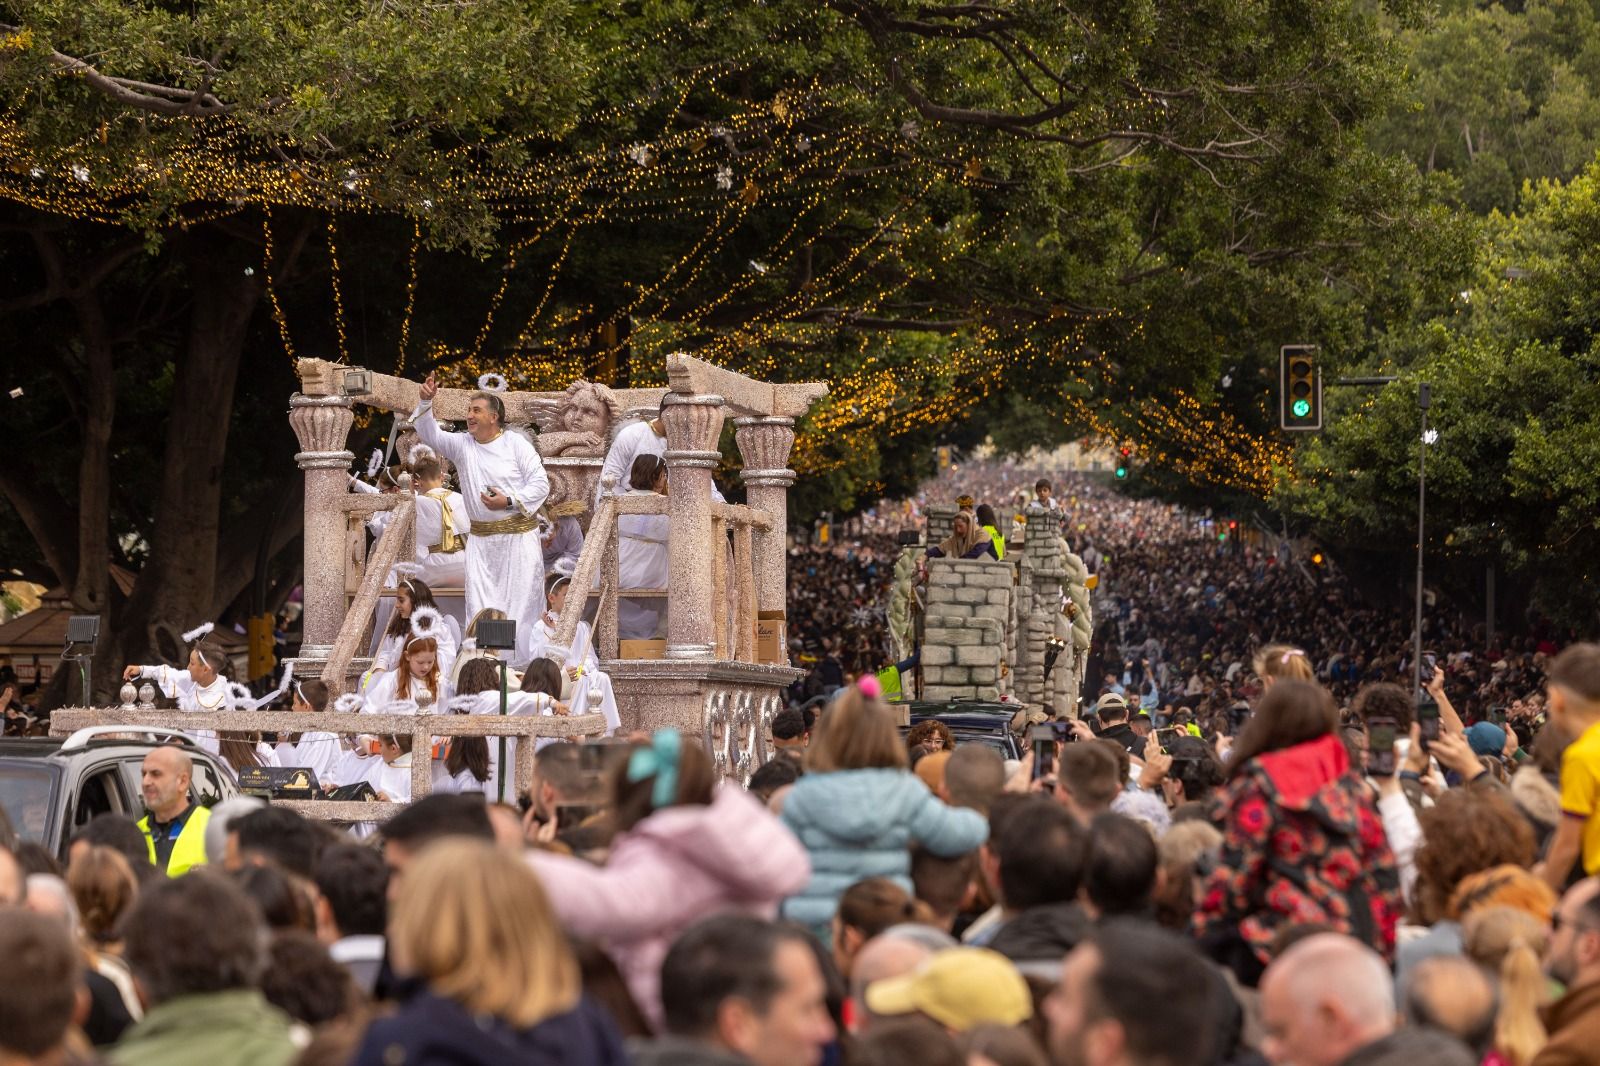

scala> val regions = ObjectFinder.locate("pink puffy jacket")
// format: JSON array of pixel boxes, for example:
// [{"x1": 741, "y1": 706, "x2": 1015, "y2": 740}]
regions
[{"x1": 527, "y1": 784, "x2": 811, "y2": 1030}]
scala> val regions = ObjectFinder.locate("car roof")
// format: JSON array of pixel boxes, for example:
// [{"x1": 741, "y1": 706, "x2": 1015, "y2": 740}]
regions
[{"x1": 0, "y1": 737, "x2": 207, "y2": 760}]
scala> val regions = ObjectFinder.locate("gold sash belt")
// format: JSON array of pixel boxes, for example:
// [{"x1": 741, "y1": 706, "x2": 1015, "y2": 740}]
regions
[
  {"x1": 426, "y1": 489, "x2": 465, "y2": 554},
  {"x1": 470, "y1": 513, "x2": 540, "y2": 536}
]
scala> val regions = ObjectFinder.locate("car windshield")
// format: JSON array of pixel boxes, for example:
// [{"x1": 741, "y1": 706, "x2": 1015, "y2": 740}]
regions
[{"x1": 0, "y1": 761, "x2": 57, "y2": 843}]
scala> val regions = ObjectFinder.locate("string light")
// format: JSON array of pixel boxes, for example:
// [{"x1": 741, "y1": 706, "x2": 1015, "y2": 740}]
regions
[{"x1": 261, "y1": 207, "x2": 295, "y2": 361}]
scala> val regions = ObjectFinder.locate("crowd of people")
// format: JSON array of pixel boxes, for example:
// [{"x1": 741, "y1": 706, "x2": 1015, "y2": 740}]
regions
[
  {"x1": 9, "y1": 443, "x2": 1600, "y2": 1066},
  {"x1": 7, "y1": 620, "x2": 1600, "y2": 1066}
]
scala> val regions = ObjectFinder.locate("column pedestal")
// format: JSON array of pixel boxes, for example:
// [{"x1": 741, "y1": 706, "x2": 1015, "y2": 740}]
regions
[
  {"x1": 289, "y1": 394, "x2": 355, "y2": 661},
  {"x1": 659, "y1": 393, "x2": 725, "y2": 660}
]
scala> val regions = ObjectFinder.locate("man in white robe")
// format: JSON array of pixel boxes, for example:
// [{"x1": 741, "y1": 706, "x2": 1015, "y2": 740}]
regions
[{"x1": 413, "y1": 372, "x2": 550, "y2": 667}]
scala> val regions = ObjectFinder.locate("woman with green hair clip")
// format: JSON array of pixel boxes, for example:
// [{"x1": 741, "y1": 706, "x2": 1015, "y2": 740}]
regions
[{"x1": 526, "y1": 730, "x2": 812, "y2": 1031}]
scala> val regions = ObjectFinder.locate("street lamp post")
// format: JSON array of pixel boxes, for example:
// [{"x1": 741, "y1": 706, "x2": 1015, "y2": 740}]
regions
[{"x1": 1413, "y1": 383, "x2": 1431, "y2": 697}]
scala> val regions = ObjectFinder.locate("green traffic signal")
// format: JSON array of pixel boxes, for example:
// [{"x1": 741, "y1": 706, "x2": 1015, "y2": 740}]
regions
[
  {"x1": 1115, "y1": 465, "x2": 1127, "y2": 479},
  {"x1": 1291, "y1": 398, "x2": 1311, "y2": 418}
]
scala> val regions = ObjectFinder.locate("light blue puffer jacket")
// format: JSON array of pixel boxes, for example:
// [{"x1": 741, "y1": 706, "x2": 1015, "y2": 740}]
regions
[{"x1": 778, "y1": 767, "x2": 989, "y2": 937}]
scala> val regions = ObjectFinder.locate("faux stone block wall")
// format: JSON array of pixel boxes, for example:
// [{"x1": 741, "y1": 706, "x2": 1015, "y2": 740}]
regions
[
  {"x1": 1011, "y1": 504, "x2": 1073, "y2": 713},
  {"x1": 920, "y1": 557, "x2": 1014, "y2": 701}
]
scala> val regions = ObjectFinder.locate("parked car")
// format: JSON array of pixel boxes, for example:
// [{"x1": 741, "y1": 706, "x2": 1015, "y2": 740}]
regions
[
  {"x1": 0, "y1": 727, "x2": 237, "y2": 861},
  {"x1": 896, "y1": 699, "x2": 1023, "y2": 760}
]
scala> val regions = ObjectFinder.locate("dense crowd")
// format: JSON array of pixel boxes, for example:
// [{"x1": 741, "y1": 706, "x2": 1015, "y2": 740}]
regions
[{"x1": 9, "y1": 459, "x2": 1600, "y2": 1066}]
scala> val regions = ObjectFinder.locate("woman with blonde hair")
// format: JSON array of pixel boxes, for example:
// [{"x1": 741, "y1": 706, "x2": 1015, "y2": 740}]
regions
[
  {"x1": 925, "y1": 510, "x2": 997, "y2": 560},
  {"x1": 355, "y1": 839, "x2": 626, "y2": 1065},
  {"x1": 1251, "y1": 643, "x2": 1314, "y2": 688},
  {"x1": 780, "y1": 679, "x2": 988, "y2": 942},
  {"x1": 68, "y1": 845, "x2": 142, "y2": 1021}
]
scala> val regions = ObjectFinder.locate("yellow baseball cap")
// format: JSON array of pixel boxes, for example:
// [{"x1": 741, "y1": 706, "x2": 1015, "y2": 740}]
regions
[{"x1": 864, "y1": 948, "x2": 1033, "y2": 1031}]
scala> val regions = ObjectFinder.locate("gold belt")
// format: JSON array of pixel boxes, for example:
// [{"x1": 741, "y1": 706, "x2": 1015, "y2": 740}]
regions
[
  {"x1": 428, "y1": 540, "x2": 466, "y2": 554},
  {"x1": 470, "y1": 513, "x2": 540, "y2": 536}
]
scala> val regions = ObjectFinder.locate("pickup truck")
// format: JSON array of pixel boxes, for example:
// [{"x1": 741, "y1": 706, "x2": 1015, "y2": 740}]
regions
[{"x1": 0, "y1": 728, "x2": 237, "y2": 861}]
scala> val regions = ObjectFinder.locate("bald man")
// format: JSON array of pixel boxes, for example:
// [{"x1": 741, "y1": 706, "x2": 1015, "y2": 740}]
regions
[
  {"x1": 1403, "y1": 956, "x2": 1496, "y2": 1058},
  {"x1": 847, "y1": 928, "x2": 949, "y2": 1033},
  {"x1": 136, "y1": 746, "x2": 212, "y2": 877},
  {"x1": 1259, "y1": 934, "x2": 1396, "y2": 1066}
]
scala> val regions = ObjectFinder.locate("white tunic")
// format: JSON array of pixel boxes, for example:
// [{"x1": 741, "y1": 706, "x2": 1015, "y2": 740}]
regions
[
  {"x1": 532, "y1": 614, "x2": 620, "y2": 735},
  {"x1": 613, "y1": 488, "x2": 670, "y2": 640},
  {"x1": 412, "y1": 401, "x2": 550, "y2": 662},
  {"x1": 597, "y1": 419, "x2": 724, "y2": 503},
  {"x1": 464, "y1": 688, "x2": 564, "y2": 801},
  {"x1": 137, "y1": 665, "x2": 227, "y2": 755},
  {"x1": 275, "y1": 729, "x2": 342, "y2": 785},
  {"x1": 415, "y1": 488, "x2": 470, "y2": 589},
  {"x1": 361, "y1": 669, "x2": 448, "y2": 713}
]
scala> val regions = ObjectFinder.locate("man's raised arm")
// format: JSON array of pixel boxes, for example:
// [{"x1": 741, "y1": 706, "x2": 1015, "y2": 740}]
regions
[{"x1": 410, "y1": 372, "x2": 463, "y2": 463}]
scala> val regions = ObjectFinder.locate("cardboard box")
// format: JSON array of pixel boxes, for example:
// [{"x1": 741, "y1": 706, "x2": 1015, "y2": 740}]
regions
[
  {"x1": 619, "y1": 639, "x2": 667, "y2": 660},
  {"x1": 756, "y1": 611, "x2": 787, "y2": 665}
]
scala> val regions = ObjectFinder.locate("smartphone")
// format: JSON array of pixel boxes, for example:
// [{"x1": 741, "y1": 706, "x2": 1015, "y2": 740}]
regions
[
  {"x1": 1421, "y1": 652, "x2": 1438, "y2": 685},
  {"x1": 1155, "y1": 727, "x2": 1182, "y2": 753},
  {"x1": 1489, "y1": 706, "x2": 1507, "y2": 727},
  {"x1": 1416, "y1": 697, "x2": 1441, "y2": 752},
  {"x1": 1367, "y1": 715, "x2": 1398, "y2": 776},
  {"x1": 1030, "y1": 724, "x2": 1057, "y2": 781}
]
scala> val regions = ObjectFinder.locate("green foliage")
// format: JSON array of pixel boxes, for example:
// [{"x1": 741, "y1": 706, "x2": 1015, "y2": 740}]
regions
[
  {"x1": 1371, "y1": 0, "x2": 1600, "y2": 213},
  {"x1": 1282, "y1": 156, "x2": 1600, "y2": 625}
]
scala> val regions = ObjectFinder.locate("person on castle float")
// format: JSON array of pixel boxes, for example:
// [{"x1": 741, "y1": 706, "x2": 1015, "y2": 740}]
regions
[
  {"x1": 924, "y1": 510, "x2": 997, "y2": 561},
  {"x1": 615, "y1": 453, "x2": 672, "y2": 641},
  {"x1": 450, "y1": 658, "x2": 571, "y2": 802},
  {"x1": 364, "y1": 636, "x2": 450, "y2": 713},
  {"x1": 597, "y1": 410, "x2": 724, "y2": 506},
  {"x1": 122, "y1": 632, "x2": 232, "y2": 756},
  {"x1": 533, "y1": 570, "x2": 621, "y2": 736},
  {"x1": 273, "y1": 678, "x2": 342, "y2": 786},
  {"x1": 368, "y1": 577, "x2": 457, "y2": 683},
  {"x1": 413, "y1": 371, "x2": 550, "y2": 668},
  {"x1": 408, "y1": 446, "x2": 471, "y2": 610}
]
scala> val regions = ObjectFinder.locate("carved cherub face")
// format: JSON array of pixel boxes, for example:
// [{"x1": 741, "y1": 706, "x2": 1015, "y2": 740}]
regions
[{"x1": 564, "y1": 393, "x2": 609, "y2": 438}]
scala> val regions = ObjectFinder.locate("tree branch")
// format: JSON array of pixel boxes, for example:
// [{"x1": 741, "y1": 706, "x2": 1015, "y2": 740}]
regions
[{"x1": 1, "y1": 25, "x2": 233, "y2": 116}]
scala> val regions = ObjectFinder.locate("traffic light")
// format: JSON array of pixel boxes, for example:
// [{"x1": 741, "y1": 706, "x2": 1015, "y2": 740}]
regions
[
  {"x1": 1280, "y1": 345, "x2": 1322, "y2": 431},
  {"x1": 1114, "y1": 446, "x2": 1131, "y2": 480},
  {"x1": 246, "y1": 613, "x2": 276, "y2": 682}
]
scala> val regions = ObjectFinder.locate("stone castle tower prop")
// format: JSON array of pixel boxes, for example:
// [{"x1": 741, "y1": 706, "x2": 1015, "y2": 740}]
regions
[
  {"x1": 290, "y1": 353, "x2": 826, "y2": 779},
  {"x1": 900, "y1": 501, "x2": 1090, "y2": 714}
]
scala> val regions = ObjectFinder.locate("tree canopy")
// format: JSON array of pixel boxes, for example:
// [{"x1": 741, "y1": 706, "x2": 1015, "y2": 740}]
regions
[{"x1": 0, "y1": 0, "x2": 1488, "y2": 692}]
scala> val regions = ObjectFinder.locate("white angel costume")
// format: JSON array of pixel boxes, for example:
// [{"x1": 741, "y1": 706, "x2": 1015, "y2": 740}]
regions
[
  {"x1": 361, "y1": 666, "x2": 449, "y2": 715},
  {"x1": 613, "y1": 488, "x2": 670, "y2": 640},
  {"x1": 415, "y1": 486, "x2": 470, "y2": 630},
  {"x1": 133, "y1": 664, "x2": 227, "y2": 755},
  {"x1": 275, "y1": 728, "x2": 342, "y2": 785},
  {"x1": 459, "y1": 688, "x2": 566, "y2": 802},
  {"x1": 597, "y1": 419, "x2": 725, "y2": 504},
  {"x1": 532, "y1": 611, "x2": 620, "y2": 735},
  {"x1": 412, "y1": 399, "x2": 550, "y2": 668}
]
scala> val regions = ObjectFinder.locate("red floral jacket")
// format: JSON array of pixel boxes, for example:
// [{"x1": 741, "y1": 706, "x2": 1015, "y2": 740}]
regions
[{"x1": 1193, "y1": 733, "x2": 1401, "y2": 972}]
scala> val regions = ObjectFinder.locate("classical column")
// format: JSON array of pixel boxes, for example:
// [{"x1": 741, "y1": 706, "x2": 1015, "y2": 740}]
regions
[
  {"x1": 660, "y1": 393, "x2": 726, "y2": 659},
  {"x1": 734, "y1": 416, "x2": 796, "y2": 616},
  {"x1": 289, "y1": 394, "x2": 355, "y2": 659}
]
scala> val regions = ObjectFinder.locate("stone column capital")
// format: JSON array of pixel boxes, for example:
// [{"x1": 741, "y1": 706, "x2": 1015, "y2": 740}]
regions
[
  {"x1": 734, "y1": 416, "x2": 797, "y2": 487},
  {"x1": 289, "y1": 393, "x2": 355, "y2": 469},
  {"x1": 659, "y1": 393, "x2": 726, "y2": 455}
]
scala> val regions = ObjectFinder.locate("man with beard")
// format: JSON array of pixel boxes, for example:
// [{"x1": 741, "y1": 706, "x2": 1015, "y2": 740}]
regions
[
  {"x1": 1043, "y1": 921, "x2": 1220, "y2": 1066},
  {"x1": 1537, "y1": 877, "x2": 1600, "y2": 1064}
]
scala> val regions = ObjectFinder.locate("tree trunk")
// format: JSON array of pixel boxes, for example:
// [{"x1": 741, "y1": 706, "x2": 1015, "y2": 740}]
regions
[{"x1": 105, "y1": 229, "x2": 263, "y2": 696}]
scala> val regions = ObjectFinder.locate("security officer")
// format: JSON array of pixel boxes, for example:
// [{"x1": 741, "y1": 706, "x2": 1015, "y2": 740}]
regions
[{"x1": 137, "y1": 745, "x2": 211, "y2": 877}]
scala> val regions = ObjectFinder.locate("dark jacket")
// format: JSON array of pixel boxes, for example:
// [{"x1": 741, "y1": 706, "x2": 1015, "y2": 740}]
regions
[
  {"x1": 1097, "y1": 722, "x2": 1142, "y2": 757},
  {"x1": 353, "y1": 992, "x2": 628, "y2": 1066},
  {"x1": 629, "y1": 1037, "x2": 755, "y2": 1066},
  {"x1": 1534, "y1": 979, "x2": 1600, "y2": 1066},
  {"x1": 1193, "y1": 734, "x2": 1402, "y2": 984},
  {"x1": 1338, "y1": 1027, "x2": 1474, "y2": 1066},
  {"x1": 987, "y1": 902, "x2": 1091, "y2": 974}
]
